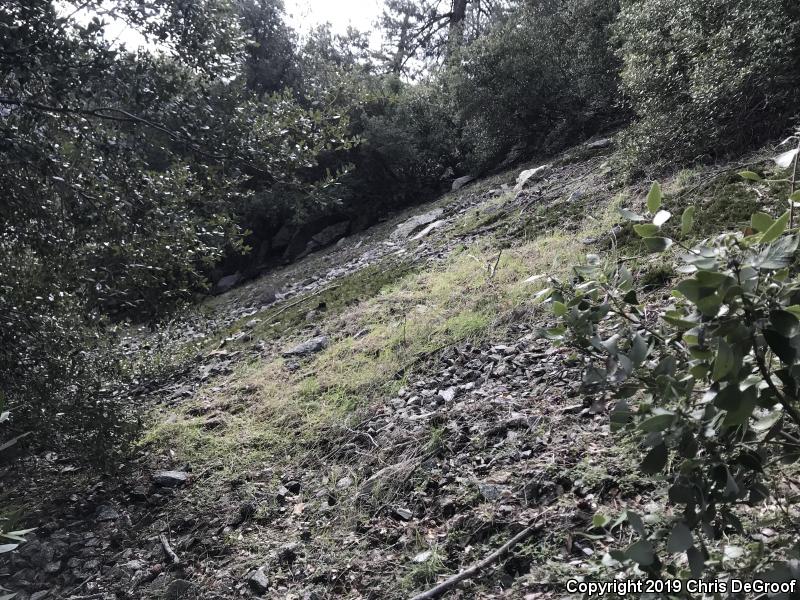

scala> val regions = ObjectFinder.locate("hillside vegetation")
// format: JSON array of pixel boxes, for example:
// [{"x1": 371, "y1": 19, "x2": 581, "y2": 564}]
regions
[{"x1": 3, "y1": 0, "x2": 800, "y2": 598}]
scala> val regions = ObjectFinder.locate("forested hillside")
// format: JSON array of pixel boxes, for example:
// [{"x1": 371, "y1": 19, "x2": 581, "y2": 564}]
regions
[{"x1": 3, "y1": 0, "x2": 800, "y2": 598}]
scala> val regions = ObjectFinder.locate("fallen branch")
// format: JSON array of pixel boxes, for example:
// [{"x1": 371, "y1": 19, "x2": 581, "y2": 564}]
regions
[
  {"x1": 0, "y1": 431, "x2": 33, "y2": 452},
  {"x1": 159, "y1": 533, "x2": 181, "y2": 566},
  {"x1": 262, "y1": 283, "x2": 340, "y2": 323},
  {"x1": 409, "y1": 518, "x2": 544, "y2": 600}
]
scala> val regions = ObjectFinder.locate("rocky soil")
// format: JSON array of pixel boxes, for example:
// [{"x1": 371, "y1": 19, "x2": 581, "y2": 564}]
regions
[
  {"x1": 4, "y1": 331, "x2": 622, "y2": 600},
  {"x1": 2, "y1": 144, "x2": 642, "y2": 600}
]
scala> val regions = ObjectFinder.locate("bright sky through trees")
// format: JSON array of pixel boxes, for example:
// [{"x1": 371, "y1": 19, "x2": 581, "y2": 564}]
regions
[
  {"x1": 58, "y1": 0, "x2": 384, "y2": 51},
  {"x1": 286, "y1": 0, "x2": 382, "y2": 34}
]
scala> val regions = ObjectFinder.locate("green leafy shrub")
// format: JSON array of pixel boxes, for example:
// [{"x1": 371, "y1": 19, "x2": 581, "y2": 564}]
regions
[
  {"x1": 449, "y1": 0, "x2": 621, "y2": 172},
  {"x1": 0, "y1": 249, "x2": 139, "y2": 458},
  {"x1": 614, "y1": 0, "x2": 800, "y2": 175},
  {"x1": 335, "y1": 0, "x2": 622, "y2": 185},
  {"x1": 538, "y1": 153, "x2": 800, "y2": 581},
  {"x1": 362, "y1": 80, "x2": 461, "y2": 187}
]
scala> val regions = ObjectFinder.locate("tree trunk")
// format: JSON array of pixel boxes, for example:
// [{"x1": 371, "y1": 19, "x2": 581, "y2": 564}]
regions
[
  {"x1": 391, "y1": 12, "x2": 412, "y2": 74},
  {"x1": 447, "y1": 0, "x2": 469, "y2": 58}
]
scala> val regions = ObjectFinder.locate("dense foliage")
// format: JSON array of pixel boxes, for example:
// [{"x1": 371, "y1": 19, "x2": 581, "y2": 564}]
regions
[
  {"x1": 541, "y1": 146, "x2": 800, "y2": 581},
  {"x1": 614, "y1": 0, "x2": 800, "y2": 175},
  {"x1": 446, "y1": 0, "x2": 621, "y2": 172},
  {"x1": 378, "y1": 0, "x2": 514, "y2": 77}
]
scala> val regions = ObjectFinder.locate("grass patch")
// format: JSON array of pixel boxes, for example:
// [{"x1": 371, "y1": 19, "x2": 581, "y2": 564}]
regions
[
  {"x1": 141, "y1": 218, "x2": 597, "y2": 482},
  {"x1": 524, "y1": 194, "x2": 593, "y2": 235},
  {"x1": 660, "y1": 161, "x2": 788, "y2": 240},
  {"x1": 448, "y1": 192, "x2": 513, "y2": 237},
  {"x1": 139, "y1": 158, "x2": 658, "y2": 501},
  {"x1": 137, "y1": 165, "x2": 640, "y2": 585},
  {"x1": 609, "y1": 164, "x2": 786, "y2": 271},
  {"x1": 402, "y1": 545, "x2": 448, "y2": 589},
  {"x1": 135, "y1": 145, "x2": 800, "y2": 596},
  {"x1": 206, "y1": 259, "x2": 418, "y2": 351}
]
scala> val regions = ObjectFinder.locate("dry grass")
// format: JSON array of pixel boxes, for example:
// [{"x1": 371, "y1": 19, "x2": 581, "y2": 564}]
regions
[{"x1": 143, "y1": 187, "x2": 631, "y2": 481}]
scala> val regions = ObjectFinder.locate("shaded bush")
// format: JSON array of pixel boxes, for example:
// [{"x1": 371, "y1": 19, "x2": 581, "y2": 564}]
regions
[
  {"x1": 449, "y1": 0, "x2": 622, "y2": 173},
  {"x1": 614, "y1": 0, "x2": 800, "y2": 175},
  {"x1": 542, "y1": 156, "x2": 800, "y2": 581},
  {"x1": 361, "y1": 80, "x2": 461, "y2": 190}
]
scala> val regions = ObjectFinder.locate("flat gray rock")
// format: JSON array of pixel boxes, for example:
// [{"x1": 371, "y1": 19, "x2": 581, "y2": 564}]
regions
[
  {"x1": 451, "y1": 175, "x2": 475, "y2": 191},
  {"x1": 438, "y1": 387, "x2": 456, "y2": 402},
  {"x1": 393, "y1": 507, "x2": 413, "y2": 521},
  {"x1": 585, "y1": 138, "x2": 612, "y2": 150},
  {"x1": 478, "y1": 482, "x2": 507, "y2": 501},
  {"x1": 391, "y1": 209, "x2": 444, "y2": 240},
  {"x1": 410, "y1": 220, "x2": 445, "y2": 241},
  {"x1": 413, "y1": 550, "x2": 433, "y2": 563},
  {"x1": 95, "y1": 505, "x2": 119, "y2": 522},
  {"x1": 311, "y1": 221, "x2": 349, "y2": 246},
  {"x1": 153, "y1": 470, "x2": 189, "y2": 487},
  {"x1": 514, "y1": 164, "x2": 552, "y2": 192},
  {"x1": 247, "y1": 567, "x2": 270, "y2": 593},
  {"x1": 283, "y1": 335, "x2": 329, "y2": 357}
]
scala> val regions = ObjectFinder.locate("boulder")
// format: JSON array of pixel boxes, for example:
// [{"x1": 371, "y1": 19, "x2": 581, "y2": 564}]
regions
[
  {"x1": 514, "y1": 165, "x2": 552, "y2": 192},
  {"x1": 391, "y1": 209, "x2": 444, "y2": 241},
  {"x1": 451, "y1": 175, "x2": 475, "y2": 191},
  {"x1": 213, "y1": 272, "x2": 242, "y2": 295},
  {"x1": 271, "y1": 223, "x2": 293, "y2": 251},
  {"x1": 585, "y1": 138, "x2": 612, "y2": 150},
  {"x1": 282, "y1": 336, "x2": 329, "y2": 357},
  {"x1": 299, "y1": 221, "x2": 350, "y2": 258},
  {"x1": 410, "y1": 220, "x2": 445, "y2": 241},
  {"x1": 311, "y1": 221, "x2": 349, "y2": 246},
  {"x1": 281, "y1": 216, "x2": 351, "y2": 260},
  {"x1": 153, "y1": 470, "x2": 190, "y2": 488}
]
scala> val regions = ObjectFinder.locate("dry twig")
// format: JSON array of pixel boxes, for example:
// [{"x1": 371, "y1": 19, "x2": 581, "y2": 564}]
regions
[
  {"x1": 408, "y1": 514, "x2": 547, "y2": 600},
  {"x1": 159, "y1": 532, "x2": 181, "y2": 566}
]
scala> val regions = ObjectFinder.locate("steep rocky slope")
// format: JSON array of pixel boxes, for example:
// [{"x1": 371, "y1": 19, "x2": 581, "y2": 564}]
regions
[{"x1": 3, "y1": 140, "x2": 796, "y2": 599}]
